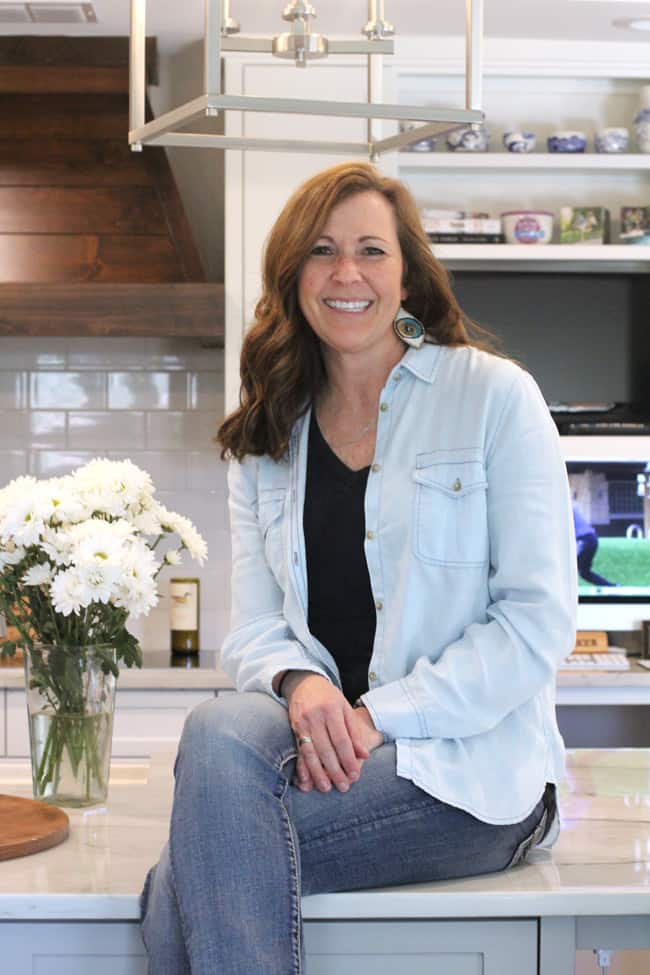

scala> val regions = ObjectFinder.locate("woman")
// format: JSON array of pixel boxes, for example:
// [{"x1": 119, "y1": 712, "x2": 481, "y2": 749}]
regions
[{"x1": 141, "y1": 162, "x2": 577, "y2": 974}]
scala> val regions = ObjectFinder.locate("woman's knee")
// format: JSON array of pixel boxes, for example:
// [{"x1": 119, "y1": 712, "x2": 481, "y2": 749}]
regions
[{"x1": 178, "y1": 691, "x2": 292, "y2": 765}]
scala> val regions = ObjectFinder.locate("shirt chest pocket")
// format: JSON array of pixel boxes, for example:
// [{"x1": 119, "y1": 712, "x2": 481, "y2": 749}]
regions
[
  {"x1": 256, "y1": 488, "x2": 287, "y2": 585},
  {"x1": 413, "y1": 450, "x2": 488, "y2": 567}
]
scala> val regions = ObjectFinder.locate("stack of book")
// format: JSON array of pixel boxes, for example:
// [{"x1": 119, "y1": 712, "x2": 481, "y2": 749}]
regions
[{"x1": 421, "y1": 208, "x2": 503, "y2": 244}]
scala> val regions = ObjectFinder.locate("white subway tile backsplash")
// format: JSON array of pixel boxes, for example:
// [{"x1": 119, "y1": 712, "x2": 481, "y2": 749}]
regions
[
  {"x1": 0, "y1": 338, "x2": 66, "y2": 370},
  {"x1": 31, "y1": 451, "x2": 95, "y2": 478},
  {"x1": 107, "y1": 450, "x2": 187, "y2": 491},
  {"x1": 130, "y1": 606, "x2": 171, "y2": 653},
  {"x1": 130, "y1": 606, "x2": 230, "y2": 654},
  {"x1": 188, "y1": 372, "x2": 225, "y2": 413},
  {"x1": 0, "y1": 450, "x2": 29, "y2": 484},
  {"x1": 68, "y1": 411, "x2": 146, "y2": 449},
  {"x1": 156, "y1": 490, "x2": 227, "y2": 546},
  {"x1": 139, "y1": 338, "x2": 221, "y2": 372},
  {"x1": 0, "y1": 338, "x2": 230, "y2": 654},
  {"x1": 29, "y1": 411, "x2": 67, "y2": 447},
  {"x1": 147, "y1": 411, "x2": 219, "y2": 450},
  {"x1": 30, "y1": 372, "x2": 106, "y2": 410},
  {"x1": 0, "y1": 372, "x2": 26, "y2": 409},
  {"x1": 0, "y1": 411, "x2": 66, "y2": 449},
  {"x1": 187, "y1": 451, "x2": 228, "y2": 493},
  {"x1": 108, "y1": 372, "x2": 187, "y2": 410},
  {"x1": 66, "y1": 337, "x2": 147, "y2": 370}
]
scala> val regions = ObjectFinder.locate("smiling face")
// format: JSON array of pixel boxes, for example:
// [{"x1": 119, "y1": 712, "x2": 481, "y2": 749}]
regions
[{"x1": 297, "y1": 189, "x2": 407, "y2": 365}]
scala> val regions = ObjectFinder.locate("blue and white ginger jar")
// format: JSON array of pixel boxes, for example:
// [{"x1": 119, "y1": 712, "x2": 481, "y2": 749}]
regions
[
  {"x1": 446, "y1": 126, "x2": 489, "y2": 152},
  {"x1": 503, "y1": 131, "x2": 536, "y2": 153}
]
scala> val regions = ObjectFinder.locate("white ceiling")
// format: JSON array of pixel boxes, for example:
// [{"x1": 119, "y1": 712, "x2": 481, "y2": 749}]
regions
[{"x1": 3, "y1": 0, "x2": 650, "y2": 51}]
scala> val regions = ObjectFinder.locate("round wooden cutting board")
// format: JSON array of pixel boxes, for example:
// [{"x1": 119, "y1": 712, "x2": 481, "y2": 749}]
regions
[{"x1": 0, "y1": 794, "x2": 69, "y2": 860}]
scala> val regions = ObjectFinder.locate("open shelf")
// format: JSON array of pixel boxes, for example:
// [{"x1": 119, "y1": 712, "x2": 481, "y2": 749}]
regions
[
  {"x1": 399, "y1": 153, "x2": 650, "y2": 171},
  {"x1": 433, "y1": 243, "x2": 650, "y2": 273}
]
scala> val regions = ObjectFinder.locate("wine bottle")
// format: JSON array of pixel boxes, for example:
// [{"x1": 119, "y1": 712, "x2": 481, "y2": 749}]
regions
[{"x1": 170, "y1": 578, "x2": 200, "y2": 653}]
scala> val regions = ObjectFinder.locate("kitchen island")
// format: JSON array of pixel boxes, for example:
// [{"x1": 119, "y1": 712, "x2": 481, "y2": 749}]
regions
[
  {"x1": 1, "y1": 654, "x2": 650, "y2": 758},
  {"x1": 0, "y1": 748, "x2": 648, "y2": 973}
]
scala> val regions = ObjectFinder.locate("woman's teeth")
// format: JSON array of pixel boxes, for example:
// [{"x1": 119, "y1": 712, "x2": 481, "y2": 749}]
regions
[{"x1": 324, "y1": 300, "x2": 371, "y2": 312}]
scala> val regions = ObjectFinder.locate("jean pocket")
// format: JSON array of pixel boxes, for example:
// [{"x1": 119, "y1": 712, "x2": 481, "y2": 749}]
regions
[{"x1": 413, "y1": 449, "x2": 488, "y2": 566}]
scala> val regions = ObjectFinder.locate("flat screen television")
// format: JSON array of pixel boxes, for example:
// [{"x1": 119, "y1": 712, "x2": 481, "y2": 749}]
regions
[{"x1": 561, "y1": 436, "x2": 650, "y2": 631}]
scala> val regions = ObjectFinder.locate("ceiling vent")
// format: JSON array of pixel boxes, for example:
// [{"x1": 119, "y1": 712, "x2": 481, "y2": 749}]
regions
[{"x1": 23, "y1": 3, "x2": 97, "y2": 24}]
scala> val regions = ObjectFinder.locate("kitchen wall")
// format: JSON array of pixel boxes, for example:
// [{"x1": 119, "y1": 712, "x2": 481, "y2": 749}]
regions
[{"x1": 0, "y1": 336, "x2": 229, "y2": 653}]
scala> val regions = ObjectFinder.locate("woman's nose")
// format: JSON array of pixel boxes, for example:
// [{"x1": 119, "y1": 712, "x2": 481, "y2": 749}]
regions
[{"x1": 331, "y1": 255, "x2": 362, "y2": 282}]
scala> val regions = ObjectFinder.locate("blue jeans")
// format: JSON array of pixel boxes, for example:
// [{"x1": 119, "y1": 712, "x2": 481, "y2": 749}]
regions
[{"x1": 140, "y1": 691, "x2": 548, "y2": 974}]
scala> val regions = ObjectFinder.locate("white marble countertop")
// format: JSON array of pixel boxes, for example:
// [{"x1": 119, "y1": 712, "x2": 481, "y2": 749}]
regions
[
  {"x1": 0, "y1": 748, "x2": 648, "y2": 922},
  {"x1": 1, "y1": 658, "x2": 649, "y2": 695},
  {"x1": 0, "y1": 659, "x2": 233, "y2": 691}
]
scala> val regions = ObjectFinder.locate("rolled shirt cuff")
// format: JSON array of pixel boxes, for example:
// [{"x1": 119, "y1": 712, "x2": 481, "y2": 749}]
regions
[{"x1": 359, "y1": 678, "x2": 428, "y2": 741}]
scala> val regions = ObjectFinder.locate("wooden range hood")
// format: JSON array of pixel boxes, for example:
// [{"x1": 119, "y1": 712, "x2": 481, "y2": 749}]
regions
[{"x1": 0, "y1": 37, "x2": 223, "y2": 340}]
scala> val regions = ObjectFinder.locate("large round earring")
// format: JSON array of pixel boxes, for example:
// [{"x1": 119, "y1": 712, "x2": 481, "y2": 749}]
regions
[{"x1": 393, "y1": 307, "x2": 425, "y2": 349}]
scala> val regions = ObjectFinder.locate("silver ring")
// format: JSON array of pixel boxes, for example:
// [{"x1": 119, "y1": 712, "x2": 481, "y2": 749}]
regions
[{"x1": 297, "y1": 735, "x2": 313, "y2": 746}]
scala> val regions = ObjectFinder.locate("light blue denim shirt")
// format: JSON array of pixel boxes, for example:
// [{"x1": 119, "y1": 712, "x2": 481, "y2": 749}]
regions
[{"x1": 221, "y1": 343, "x2": 577, "y2": 826}]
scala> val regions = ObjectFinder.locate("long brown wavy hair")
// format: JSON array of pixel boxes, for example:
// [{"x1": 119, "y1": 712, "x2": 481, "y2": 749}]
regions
[{"x1": 217, "y1": 161, "x2": 497, "y2": 461}]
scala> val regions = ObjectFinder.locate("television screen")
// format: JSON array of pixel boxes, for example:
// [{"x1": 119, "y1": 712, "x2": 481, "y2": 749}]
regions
[{"x1": 567, "y1": 458, "x2": 650, "y2": 600}]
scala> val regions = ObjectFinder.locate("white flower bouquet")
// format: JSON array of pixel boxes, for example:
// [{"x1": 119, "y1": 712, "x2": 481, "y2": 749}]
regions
[{"x1": 0, "y1": 458, "x2": 207, "y2": 801}]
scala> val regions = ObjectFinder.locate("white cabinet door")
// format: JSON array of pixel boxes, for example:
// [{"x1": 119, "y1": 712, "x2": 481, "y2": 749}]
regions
[
  {"x1": 304, "y1": 919, "x2": 538, "y2": 975},
  {"x1": 0, "y1": 921, "x2": 146, "y2": 975},
  {"x1": 6, "y1": 689, "x2": 215, "y2": 758},
  {"x1": 112, "y1": 689, "x2": 215, "y2": 757},
  {"x1": 6, "y1": 690, "x2": 28, "y2": 757}
]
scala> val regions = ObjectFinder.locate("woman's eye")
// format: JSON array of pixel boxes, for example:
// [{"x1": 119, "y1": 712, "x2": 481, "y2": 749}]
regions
[
  {"x1": 310, "y1": 244, "x2": 333, "y2": 256},
  {"x1": 363, "y1": 246, "x2": 386, "y2": 256}
]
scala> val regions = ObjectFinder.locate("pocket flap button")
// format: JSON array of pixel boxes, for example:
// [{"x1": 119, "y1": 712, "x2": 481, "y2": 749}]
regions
[{"x1": 453, "y1": 478, "x2": 462, "y2": 492}]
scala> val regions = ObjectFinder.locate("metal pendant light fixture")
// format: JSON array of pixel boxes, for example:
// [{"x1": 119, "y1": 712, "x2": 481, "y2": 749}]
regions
[{"x1": 129, "y1": 0, "x2": 484, "y2": 158}]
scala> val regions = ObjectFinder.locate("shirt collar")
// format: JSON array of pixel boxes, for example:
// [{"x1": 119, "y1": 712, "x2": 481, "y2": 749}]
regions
[{"x1": 398, "y1": 341, "x2": 444, "y2": 384}]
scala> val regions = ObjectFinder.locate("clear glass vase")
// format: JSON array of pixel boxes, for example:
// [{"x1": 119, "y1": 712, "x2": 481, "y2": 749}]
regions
[{"x1": 24, "y1": 643, "x2": 117, "y2": 807}]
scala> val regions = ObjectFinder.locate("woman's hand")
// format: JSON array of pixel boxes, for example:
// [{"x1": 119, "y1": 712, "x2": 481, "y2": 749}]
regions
[{"x1": 282, "y1": 672, "x2": 384, "y2": 793}]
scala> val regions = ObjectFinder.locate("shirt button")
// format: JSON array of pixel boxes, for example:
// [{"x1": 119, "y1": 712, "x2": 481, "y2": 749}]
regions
[
  {"x1": 380, "y1": 402, "x2": 389, "y2": 412},
  {"x1": 453, "y1": 478, "x2": 462, "y2": 492},
  {"x1": 375, "y1": 600, "x2": 383, "y2": 611},
  {"x1": 366, "y1": 530, "x2": 375, "y2": 540},
  {"x1": 394, "y1": 372, "x2": 402, "y2": 382},
  {"x1": 371, "y1": 463, "x2": 381, "y2": 473},
  {"x1": 369, "y1": 671, "x2": 377, "y2": 682}
]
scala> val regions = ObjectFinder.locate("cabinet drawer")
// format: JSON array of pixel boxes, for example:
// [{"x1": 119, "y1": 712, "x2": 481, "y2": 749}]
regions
[
  {"x1": 6, "y1": 689, "x2": 215, "y2": 758},
  {"x1": 304, "y1": 919, "x2": 537, "y2": 974}
]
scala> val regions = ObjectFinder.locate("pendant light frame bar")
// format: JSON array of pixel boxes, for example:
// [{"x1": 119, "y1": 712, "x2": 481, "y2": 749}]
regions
[
  {"x1": 128, "y1": 0, "x2": 484, "y2": 157},
  {"x1": 219, "y1": 37, "x2": 394, "y2": 54}
]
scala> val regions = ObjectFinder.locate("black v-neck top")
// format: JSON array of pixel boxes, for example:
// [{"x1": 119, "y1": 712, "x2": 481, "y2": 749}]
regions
[{"x1": 303, "y1": 412, "x2": 376, "y2": 704}]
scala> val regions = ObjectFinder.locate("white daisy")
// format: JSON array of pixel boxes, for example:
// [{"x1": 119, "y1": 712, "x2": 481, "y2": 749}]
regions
[
  {"x1": 51, "y1": 568, "x2": 85, "y2": 616},
  {"x1": 22, "y1": 563, "x2": 54, "y2": 587}
]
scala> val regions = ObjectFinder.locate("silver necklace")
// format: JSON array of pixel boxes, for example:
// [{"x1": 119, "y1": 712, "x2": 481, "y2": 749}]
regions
[{"x1": 328, "y1": 418, "x2": 377, "y2": 449}]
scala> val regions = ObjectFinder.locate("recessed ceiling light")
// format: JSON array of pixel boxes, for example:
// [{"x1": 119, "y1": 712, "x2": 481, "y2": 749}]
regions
[{"x1": 613, "y1": 16, "x2": 650, "y2": 29}]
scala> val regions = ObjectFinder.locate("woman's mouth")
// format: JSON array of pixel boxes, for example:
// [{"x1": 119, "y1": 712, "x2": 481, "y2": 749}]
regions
[{"x1": 323, "y1": 299, "x2": 372, "y2": 313}]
